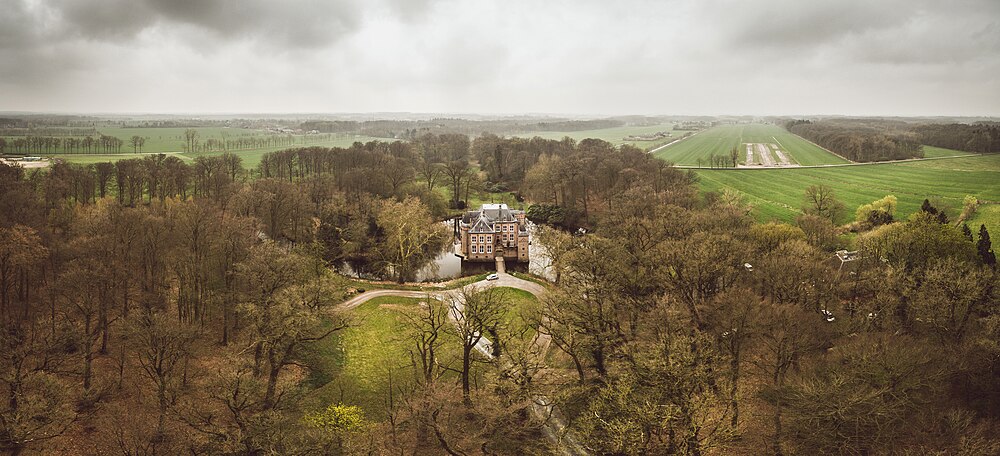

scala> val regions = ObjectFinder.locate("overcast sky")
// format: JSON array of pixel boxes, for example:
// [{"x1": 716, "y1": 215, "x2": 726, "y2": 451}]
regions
[{"x1": 1, "y1": 0, "x2": 998, "y2": 117}]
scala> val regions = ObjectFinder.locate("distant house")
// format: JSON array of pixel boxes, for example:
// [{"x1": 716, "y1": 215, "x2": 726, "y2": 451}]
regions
[{"x1": 458, "y1": 204, "x2": 529, "y2": 263}]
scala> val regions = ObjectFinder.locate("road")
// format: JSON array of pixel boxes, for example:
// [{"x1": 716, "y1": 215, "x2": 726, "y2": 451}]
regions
[
  {"x1": 333, "y1": 272, "x2": 588, "y2": 456},
  {"x1": 647, "y1": 130, "x2": 700, "y2": 155}
]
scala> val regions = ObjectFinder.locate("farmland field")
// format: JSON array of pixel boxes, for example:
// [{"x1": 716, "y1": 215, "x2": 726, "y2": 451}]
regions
[
  {"x1": 693, "y1": 154, "x2": 1000, "y2": 233},
  {"x1": 653, "y1": 123, "x2": 849, "y2": 166},
  {"x1": 510, "y1": 123, "x2": 677, "y2": 149}
]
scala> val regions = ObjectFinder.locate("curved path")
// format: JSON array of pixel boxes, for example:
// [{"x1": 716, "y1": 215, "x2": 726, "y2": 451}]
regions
[{"x1": 333, "y1": 272, "x2": 588, "y2": 456}]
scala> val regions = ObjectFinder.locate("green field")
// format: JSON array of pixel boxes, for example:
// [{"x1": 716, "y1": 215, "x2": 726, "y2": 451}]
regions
[
  {"x1": 653, "y1": 124, "x2": 849, "y2": 166},
  {"x1": 967, "y1": 204, "x2": 1000, "y2": 234},
  {"x1": 303, "y1": 296, "x2": 453, "y2": 419},
  {"x1": 922, "y1": 145, "x2": 974, "y2": 158},
  {"x1": 511, "y1": 123, "x2": 677, "y2": 150},
  {"x1": 693, "y1": 154, "x2": 1000, "y2": 233}
]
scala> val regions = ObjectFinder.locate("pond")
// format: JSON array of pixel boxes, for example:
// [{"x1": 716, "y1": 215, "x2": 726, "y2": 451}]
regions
[{"x1": 337, "y1": 221, "x2": 555, "y2": 283}]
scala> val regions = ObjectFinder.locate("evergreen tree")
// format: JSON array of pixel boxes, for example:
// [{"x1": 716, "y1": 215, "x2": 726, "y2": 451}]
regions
[
  {"x1": 962, "y1": 223, "x2": 973, "y2": 241},
  {"x1": 921, "y1": 199, "x2": 937, "y2": 215},
  {"x1": 978, "y1": 224, "x2": 997, "y2": 267}
]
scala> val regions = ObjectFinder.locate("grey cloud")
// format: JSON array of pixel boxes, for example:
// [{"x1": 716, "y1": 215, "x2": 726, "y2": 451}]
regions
[
  {"x1": 719, "y1": 0, "x2": 905, "y2": 49},
  {"x1": 0, "y1": 0, "x2": 997, "y2": 115},
  {"x1": 703, "y1": 0, "x2": 1000, "y2": 66},
  {"x1": 49, "y1": 0, "x2": 360, "y2": 48}
]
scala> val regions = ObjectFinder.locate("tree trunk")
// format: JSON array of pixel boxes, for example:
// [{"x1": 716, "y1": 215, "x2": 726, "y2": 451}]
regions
[
  {"x1": 461, "y1": 345, "x2": 473, "y2": 405},
  {"x1": 730, "y1": 357, "x2": 741, "y2": 427},
  {"x1": 263, "y1": 348, "x2": 281, "y2": 409},
  {"x1": 83, "y1": 314, "x2": 93, "y2": 390},
  {"x1": 570, "y1": 352, "x2": 586, "y2": 383},
  {"x1": 772, "y1": 408, "x2": 783, "y2": 456}
]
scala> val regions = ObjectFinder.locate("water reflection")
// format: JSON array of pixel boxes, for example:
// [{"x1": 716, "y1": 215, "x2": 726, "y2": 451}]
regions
[{"x1": 338, "y1": 222, "x2": 555, "y2": 283}]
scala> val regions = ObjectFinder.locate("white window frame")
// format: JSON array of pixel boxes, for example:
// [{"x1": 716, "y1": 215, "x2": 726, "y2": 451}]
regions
[{"x1": 487, "y1": 245, "x2": 492, "y2": 254}]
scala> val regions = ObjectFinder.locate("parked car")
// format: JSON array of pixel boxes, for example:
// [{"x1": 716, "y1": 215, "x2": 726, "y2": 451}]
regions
[
  {"x1": 486, "y1": 273, "x2": 499, "y2": 281},
  {"x1": 820, "y1": 309, "x2": 835, "y2": 322}
]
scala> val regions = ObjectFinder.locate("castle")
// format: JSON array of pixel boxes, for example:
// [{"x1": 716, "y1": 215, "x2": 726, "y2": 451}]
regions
[{"x1": 458, "y1": 204, "x2": 529, "y2": 262}]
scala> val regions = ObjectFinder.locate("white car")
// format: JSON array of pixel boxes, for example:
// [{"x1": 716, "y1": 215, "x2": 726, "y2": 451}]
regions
[
  {"x1": 486, "y1": 273, "x2": 499, "y2": 281},
  {"x1": 820, "y1": 309, "x2": 835, "y2": 322}
]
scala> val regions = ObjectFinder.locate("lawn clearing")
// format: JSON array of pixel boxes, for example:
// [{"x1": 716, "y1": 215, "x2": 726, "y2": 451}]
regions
[
  {"x1": 300, "y1": 287, "x2": 540, "y2": 419},
  {"x1": 301, "y1": 296, "x2": 456, "y2": 419},
  {"x1": 495, "y1": 287, "x2": 541, "y2": 339}
]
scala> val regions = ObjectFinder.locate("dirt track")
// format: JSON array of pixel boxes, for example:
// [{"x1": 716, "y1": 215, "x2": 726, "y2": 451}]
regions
[{"x1": 756, "y1": 143, "x2": 774, "y2": 166}]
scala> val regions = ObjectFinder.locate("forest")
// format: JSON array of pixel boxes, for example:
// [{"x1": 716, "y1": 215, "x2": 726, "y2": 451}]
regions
[
  {"x1": 786, "y1": 119, "x2": 1000, "y2": 161},
  {"x1": 0, "y1": 133, "x2": 998, "y2": 455},
  {"x1": 785, "y1": 120, "x2": 923, "y2": 162}
]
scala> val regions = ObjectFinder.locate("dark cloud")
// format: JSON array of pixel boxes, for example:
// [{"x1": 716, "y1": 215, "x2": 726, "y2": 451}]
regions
[{"x1": 51, "y1": 0, "x2": 365, "y2": 48}]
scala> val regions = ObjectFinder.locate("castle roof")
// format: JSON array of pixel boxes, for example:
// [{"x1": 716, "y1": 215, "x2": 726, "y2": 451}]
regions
[{"x1": 461, "y1": 203, "x2": 524, "y2": 233}]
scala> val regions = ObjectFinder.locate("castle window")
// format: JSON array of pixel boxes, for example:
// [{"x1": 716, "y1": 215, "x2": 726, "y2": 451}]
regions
[{"x1": 487, "y1": 245, "x2": 492, "y2": 254}]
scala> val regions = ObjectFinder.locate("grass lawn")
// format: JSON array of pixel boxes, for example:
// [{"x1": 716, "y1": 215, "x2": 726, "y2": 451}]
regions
[
  {"x1": 510, "y1": 123, "x2": 677, "y2": 150},
  {"x1": 967, "y1": 204, "x2": 1000, "y2": 234},
  {"x1": 693, "y1": 154, "x2": 1000, "y2": 233},
  {"x1": 495, "y1": 286, "x2": 541, "y2": 339},
  {"x1": 300, "y1": 285, "x2": 541, "y2": 419},
  {"x1": 301, "y1": 296, "x2": 460, "y2": 419},
  {"x1": 653, "y1": 124, "x2": 848, "y2": 166},
  {"x1": 922, "y1": 145, "x2": 975, "y2": 158}
]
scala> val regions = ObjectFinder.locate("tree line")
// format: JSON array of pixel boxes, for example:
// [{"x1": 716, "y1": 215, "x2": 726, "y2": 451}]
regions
[
  {"x1": 786, "y1": 119, "x2": 923, "y2": 161},
  {"x1": 915, "y1": 122, "x2": 1000, "y2": 153},
  {"x1": 0, "y1": 135, "x2": 126, "y2": 155},
  {"x1": 0, "y1": 127, "x2": 98, "y2": 136},
  {"x1": 786, "y1": 118, "x2": 1000, "y2": 159},
  {"x1": 300, "y1": 117, "x2": 631, "y2": 139}
]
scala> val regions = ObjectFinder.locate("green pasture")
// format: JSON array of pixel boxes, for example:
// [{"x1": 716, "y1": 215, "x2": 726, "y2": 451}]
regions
[
  {"x1": 922, "y1": 145, "x2": 974, "y2": 158},
  {"x1": 693, "y1": 154, "x2": 1000, "y2": 233},
  {"x1": 511, "y1": 123, "x2": 677, "y2": 150},
  {"x1": 967, "y1": 204, "x2": 1000, "y2": 235},
  {"x1": 654, "y1": 124, "x2": 849, "y2": 166}
]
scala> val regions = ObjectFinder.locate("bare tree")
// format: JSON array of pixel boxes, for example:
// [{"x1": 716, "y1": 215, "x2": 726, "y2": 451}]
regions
[{"x1": 450, "y1": 286, "x2": 508, "y2": 404}]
